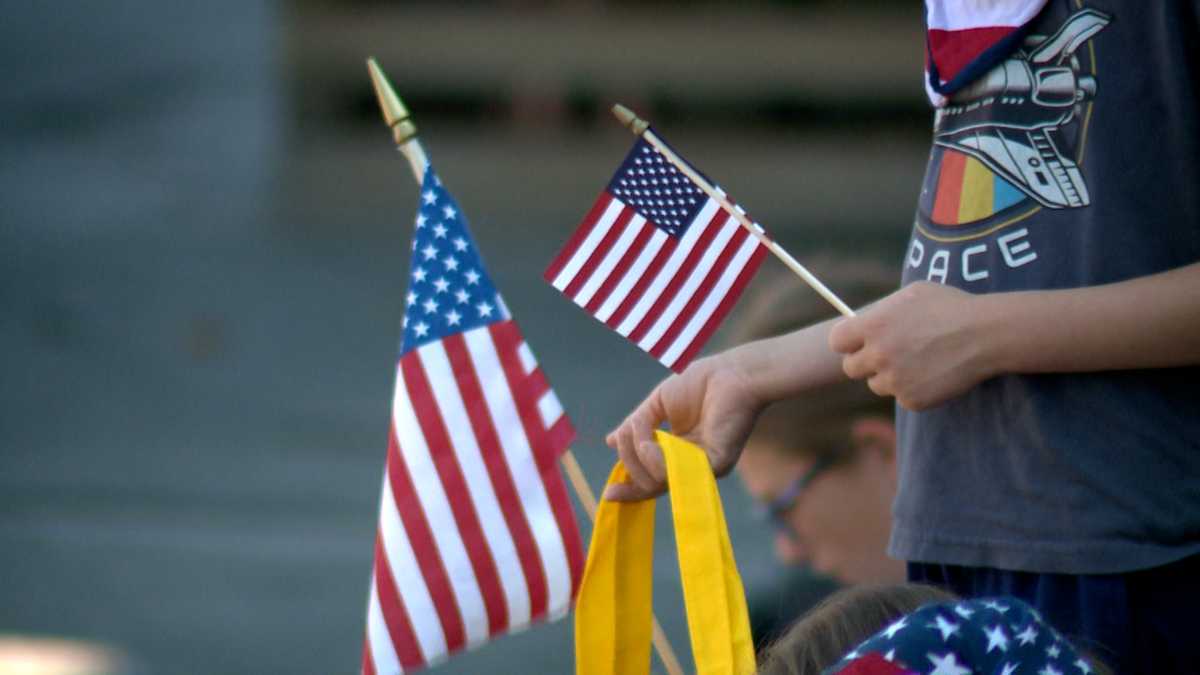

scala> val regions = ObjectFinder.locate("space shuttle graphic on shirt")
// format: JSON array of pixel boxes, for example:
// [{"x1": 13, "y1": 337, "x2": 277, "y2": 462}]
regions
[{"x1": 933, "y1": 9, "x2": 1111, "y2": 209}]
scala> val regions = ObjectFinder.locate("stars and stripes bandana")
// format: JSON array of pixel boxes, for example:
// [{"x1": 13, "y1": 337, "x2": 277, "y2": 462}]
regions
[
  {"x1": 824, "y1": 597, "x2": 1096, "y2": 675},
  {"x1": 363, "y1": 166, "x2": 584, "y2": 675},
  {"x1": 925, "y1": 0, "x2": 1051, "y2": 106},
  {"x1": 544, "y1": 135, "x2": 767, "y2": 373}
]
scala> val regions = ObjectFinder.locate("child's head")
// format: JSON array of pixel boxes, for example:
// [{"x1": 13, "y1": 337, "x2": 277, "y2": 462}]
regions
[
  {"x1": 757, "y1": 583, "x2": 955, "y2": 675},
  {"x1": 759, "y1": 583, "x2": 1112, "y2": 675},
  {"x1": 724, "y1": 256, "x2": 902, "y2": 583}
]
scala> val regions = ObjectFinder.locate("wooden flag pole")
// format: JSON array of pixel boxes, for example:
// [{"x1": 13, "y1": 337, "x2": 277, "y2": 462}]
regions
[
  {"x1": 611, "y1": 103, "x2": 856, "y2": 318},
  {"x1": 367, "y1": 60, "x2": 685, "y2": 675}
]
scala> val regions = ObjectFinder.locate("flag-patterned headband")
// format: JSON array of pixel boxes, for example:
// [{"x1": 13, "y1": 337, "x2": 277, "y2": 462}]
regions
[{"x1": 825, "y1": 596, "x2": 1097, "y2": 675}]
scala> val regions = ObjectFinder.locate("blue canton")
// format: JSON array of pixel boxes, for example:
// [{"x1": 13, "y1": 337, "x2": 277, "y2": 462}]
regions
[
  {"x1": 400, "y1": 166, "x2": 505, "y2": 355},
  {"x1": 826, "y1": 597, "x2": 1096, "y2": 675},
  {"x1": 607, "y1": 137, "x2": 708, "y2": 238}
]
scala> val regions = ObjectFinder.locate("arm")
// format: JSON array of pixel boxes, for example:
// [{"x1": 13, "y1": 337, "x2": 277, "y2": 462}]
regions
[
  {"x1": 730, "y1": 314, "x2": 850, "y2": 401},
  {"x1": 830, "y1": 262, "x2": 1200, "y2": 411},
  {"x1": 603, "y1": 315, "x2": 848, "y2": 501}
]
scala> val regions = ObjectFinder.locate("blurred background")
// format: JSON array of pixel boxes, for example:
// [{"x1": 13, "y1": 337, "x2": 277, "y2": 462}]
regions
[{"x1": 1, "y1": 1, "x2": 930, "y2": 673}]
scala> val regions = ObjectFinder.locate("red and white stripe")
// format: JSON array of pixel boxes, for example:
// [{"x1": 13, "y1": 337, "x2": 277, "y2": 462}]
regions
[
  {"x1": 545, "y1": 192, "x2": 766, "y2": 373},
  {"x1": 924, "y1": 0, "x2": 1048, "y2": 106},
  {"x1": 363, "y1": 320, "x2": 583, "y2": 675}
]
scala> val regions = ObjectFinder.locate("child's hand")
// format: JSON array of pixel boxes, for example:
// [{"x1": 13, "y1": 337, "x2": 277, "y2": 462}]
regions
[
  {"x1": 603, "y1": 354, "x2": 765, "y2": 502},
  {"x1": 829, "y1": 282, "x2": 993, "y2": 411}
]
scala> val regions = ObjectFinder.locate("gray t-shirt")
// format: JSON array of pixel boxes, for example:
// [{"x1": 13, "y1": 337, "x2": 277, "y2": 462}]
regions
[{"x1": 891, "y1": 0, "x2": 1200, "y2": 574}]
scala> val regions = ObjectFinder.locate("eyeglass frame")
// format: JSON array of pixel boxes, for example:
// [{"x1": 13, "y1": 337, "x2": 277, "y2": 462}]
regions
[{"x1": 758, "y1": 453, "x2": 838, "y2": 530}]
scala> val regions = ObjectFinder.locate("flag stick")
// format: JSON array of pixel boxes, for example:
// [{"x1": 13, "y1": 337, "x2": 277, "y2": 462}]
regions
[
  {"x1": 368, "y1": 60, "x2": 685, "y2": 675},
  {"x1": 611, "y1": 103, "x2": 856, "y2": 318}
]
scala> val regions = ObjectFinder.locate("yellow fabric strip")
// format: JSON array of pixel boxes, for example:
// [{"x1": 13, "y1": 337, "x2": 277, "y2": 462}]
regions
[
  {"x1": 575, "y1": 432, "x2": 755, "y2": 675},
  {"x1": 574, "y1": 461, "x2": 655, "y2": 675},
  {"x1": 660, "y1": 431, "x2": 755, "y2": 675}
]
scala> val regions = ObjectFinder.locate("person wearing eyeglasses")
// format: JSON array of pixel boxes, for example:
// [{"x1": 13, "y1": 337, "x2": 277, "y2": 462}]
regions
[
  {"x1": 721, "y1": 258, "x2": 904, "y2": 585},
  {"x1": 738, "y1": 401, "x2": 902, "y2": 585}
]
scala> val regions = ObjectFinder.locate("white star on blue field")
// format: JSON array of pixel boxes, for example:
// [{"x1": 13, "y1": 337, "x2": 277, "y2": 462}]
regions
[
  {"x1": 607, "y1": 139, "x2": 707, "y2": 237},
  {"x1": 400, "y1": 166, "x2": 505, "y2": 355}
]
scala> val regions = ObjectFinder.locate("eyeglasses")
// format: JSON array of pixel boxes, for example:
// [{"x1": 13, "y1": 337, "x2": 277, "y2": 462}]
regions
[{"x1": 759, "y1": 454, "x2": 837, "y2": 529}]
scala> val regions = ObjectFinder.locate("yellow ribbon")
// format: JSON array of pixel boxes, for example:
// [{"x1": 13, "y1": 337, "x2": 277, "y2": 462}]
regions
[{"x1": 575, "y1": 431, "x2": 756, "y2": 675}]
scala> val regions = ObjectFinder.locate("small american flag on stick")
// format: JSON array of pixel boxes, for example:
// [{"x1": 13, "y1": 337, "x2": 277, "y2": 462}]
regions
[
  {"x1": 364, "y1": 166, "x2": 584, "y2": 675},
  {"x1": 544, "y1": 136, "x2": 768, "y2": 372}
]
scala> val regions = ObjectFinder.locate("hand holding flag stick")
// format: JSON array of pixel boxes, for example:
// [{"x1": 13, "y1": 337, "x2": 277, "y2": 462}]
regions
[
  {"x1": 364, "y1": 60, "x2": 681, "y2": 672},
  {"x1": 611, "y1": 104, "x2": 856, "y2": 319}
]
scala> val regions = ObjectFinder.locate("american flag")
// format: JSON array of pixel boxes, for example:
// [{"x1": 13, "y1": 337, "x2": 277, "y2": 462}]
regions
[
  {"x1": 364, "y1": 166, "x2": 584, "y2": 675},
  {"x1": 924, "y1": 0, "x2": 1049, "y2": 106},
  {"x1": 544, "y1": 136, "x2": 767, "y2": 373},
  {"x1": 827, "y1": 597, "x2": 1094, "y2": 675}
]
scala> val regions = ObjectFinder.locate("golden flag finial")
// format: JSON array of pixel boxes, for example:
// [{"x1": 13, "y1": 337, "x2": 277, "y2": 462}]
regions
[
  {"x1": 611, "y1": 103, "x2": 649, "y2": 136},
  {"x1": 367, "y1": 57, "x2": 418, "y2": 145}
]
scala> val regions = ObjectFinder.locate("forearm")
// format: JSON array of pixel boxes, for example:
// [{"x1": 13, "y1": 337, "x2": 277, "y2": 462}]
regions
[
  {"x1": 720, "y1": 316, "x2": 849, "y2": 405},
  {"x1": 606, "y1": 310, "x2": 850, "y2": 501},
  {"x1": 978, "y1": 262, "x2": 1200, "y2": 375}
]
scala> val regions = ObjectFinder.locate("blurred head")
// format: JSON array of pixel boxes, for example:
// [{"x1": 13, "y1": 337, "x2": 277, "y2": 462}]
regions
[
  {"x1": 757, "y1": 583, "x2": 957, "y2": 675},
  {"x1": 722, "y1": 256, "x2": 903, "y2": 584},
  {"x1": 738, "y1": 411, "x2": 901, "y2": 584}
]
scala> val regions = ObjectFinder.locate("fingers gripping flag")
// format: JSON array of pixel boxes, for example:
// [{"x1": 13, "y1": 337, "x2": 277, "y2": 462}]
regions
[
  {"x1": 364, "y1": 167, "x2": 585, "y2": 675},
  {"x1": 544, "y1": 136, "x2": 767, "y2": 373}
]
